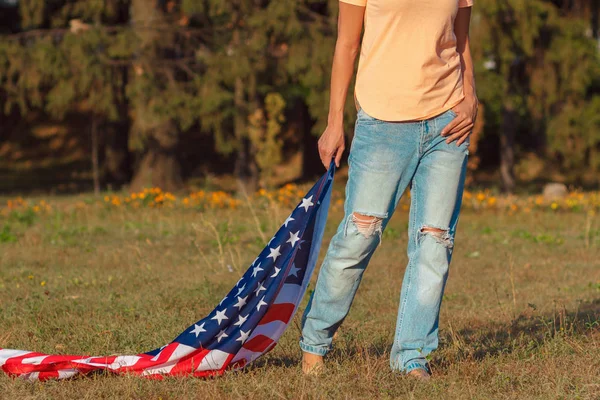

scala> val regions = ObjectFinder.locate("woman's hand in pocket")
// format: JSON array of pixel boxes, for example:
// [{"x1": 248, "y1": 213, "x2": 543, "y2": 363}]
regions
[{"x1": 441, "y1": 95, "x2": 478, "y2": 146}]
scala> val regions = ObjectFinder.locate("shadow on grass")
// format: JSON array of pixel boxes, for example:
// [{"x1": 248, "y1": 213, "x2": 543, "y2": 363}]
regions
[
  {"x1": 258, "y1": 298, "x2": 600, "y2": 372},
  {"x1": 432, "y1": 298, "x2": 600, "y2": 369}
]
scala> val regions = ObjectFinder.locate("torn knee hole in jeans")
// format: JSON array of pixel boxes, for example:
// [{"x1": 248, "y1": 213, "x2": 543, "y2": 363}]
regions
[
  {"x1": 419, "y1": 226, "x2": 454, "y2": 248},
  {"x1": 352, "y1": 213, "x2": 383, "y2": 239}
]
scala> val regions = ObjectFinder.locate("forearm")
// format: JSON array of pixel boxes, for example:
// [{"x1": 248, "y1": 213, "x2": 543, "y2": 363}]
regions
[
  {"x1": 459, "y1": 37, "x2": 476, "y2": 98},
  {"x1": 327, "y1": 41, "x2": 360, "y2": 127}
]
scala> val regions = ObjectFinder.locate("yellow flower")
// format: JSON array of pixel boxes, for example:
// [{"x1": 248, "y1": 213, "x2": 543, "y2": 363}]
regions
[
  {"x1": 551, "y1": 202, "x2": 558, "y2": 210},
  {"x1": 40, "y1": 281, "x2": 46, "y2": 286}
]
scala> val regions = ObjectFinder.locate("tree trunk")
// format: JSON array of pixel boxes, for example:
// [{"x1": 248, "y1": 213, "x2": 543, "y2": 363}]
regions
[
  {"x1": 500, "y1": 100, "x2": 517, "y2": 193},
  {"x1": 129, "y1": 131, "x2": 183, "y2": 192},
  {"x1": 90, "y1": 115, "x2": 100, "y2": 195},
  {"x1": 129, "y1": 119, "x2": 182, "y2": 192},
  {"x1": 104, "y1": 119, "x2": 131, "y2": 187},
  {"x1": 104, "y1": 66, "x2": 131, "y2": 187},
  {"x1": 232, "y1": 30, "x2": 258, "y2": 193},
  {"x1": 128, "y1": 0, "x2": 182, "y2": 192}
]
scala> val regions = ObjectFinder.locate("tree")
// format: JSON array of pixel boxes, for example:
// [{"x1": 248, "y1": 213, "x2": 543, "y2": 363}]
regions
[{"x1": 471, "y1": 0, "x2": 600, "y2": 191}]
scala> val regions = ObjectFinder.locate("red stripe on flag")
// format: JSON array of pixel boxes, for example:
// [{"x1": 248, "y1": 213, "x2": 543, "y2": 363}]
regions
[
  {"x1": 38, "y1": 371, "x2": 59, "y2": 381},
  {"x1": 242, "y1": 335, "x2": 275, "y2": 353},
  {"x1": 258, "y1": 303, "x2": 295, "y2": 325},
  {"x1": 169, "y1": 349, "x2": 210, "y2": 376}
]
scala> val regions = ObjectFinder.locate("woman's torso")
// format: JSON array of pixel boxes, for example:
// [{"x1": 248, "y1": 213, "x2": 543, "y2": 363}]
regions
[{"x1": 351, "y1": 0, "x2": 473, "y2": 121}]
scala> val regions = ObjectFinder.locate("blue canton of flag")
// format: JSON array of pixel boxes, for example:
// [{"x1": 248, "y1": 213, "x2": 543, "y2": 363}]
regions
[{"x1": 0, "y1": 163, "x2": 335, "y2": 380}]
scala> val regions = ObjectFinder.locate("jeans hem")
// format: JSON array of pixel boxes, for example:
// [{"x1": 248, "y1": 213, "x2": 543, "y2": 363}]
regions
[
  {"x1": 299, "y1": 340, "x2": 330, "y2": 356},
  {"x1": 402, "y1": 360, "x2": 430, "y2": 374}
]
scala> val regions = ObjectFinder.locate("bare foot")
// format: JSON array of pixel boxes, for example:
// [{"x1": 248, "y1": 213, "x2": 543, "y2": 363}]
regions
[
  {"x1": 407, "y1": 368, "x2": 431, "y2": 381},
  {"x1": 301, "y1": 352, "x2": 324, "y2": 375}
]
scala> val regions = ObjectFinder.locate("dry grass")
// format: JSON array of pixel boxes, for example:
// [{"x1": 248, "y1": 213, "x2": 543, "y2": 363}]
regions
[{"x1": 0, "y1": 193, "x2": 599, "y2": 399}]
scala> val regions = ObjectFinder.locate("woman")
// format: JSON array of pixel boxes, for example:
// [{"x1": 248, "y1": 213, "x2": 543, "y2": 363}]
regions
[{"x1": 299, "y1": 0, "x2": 478, "y2": 379}]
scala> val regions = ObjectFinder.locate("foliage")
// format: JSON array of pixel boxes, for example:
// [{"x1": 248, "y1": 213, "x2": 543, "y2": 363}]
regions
[{"x1": 0, "y1": 0, "x2": 599, "y2": 190}]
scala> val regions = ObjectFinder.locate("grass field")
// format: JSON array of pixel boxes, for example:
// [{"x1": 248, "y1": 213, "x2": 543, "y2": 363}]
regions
[{"x1": 1, "y1": 186, "x2": 599, "y2": 399}]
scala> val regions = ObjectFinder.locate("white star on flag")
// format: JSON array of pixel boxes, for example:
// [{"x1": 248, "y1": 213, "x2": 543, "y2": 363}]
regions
[
  {"x1": 289, "y1": 264, "x2": 300, "y2": 277},
  {"x1": 234, "y1": 314, "x2": 248, "y2": 326},
  {"x1": 236, "y1": 277, "x2": 244, "y2": 287},
  {"x1": 251, "y1": 263, "x2": 263, "y2": 278},
  {"x1": 235, "y1": 284, "x2": 246, "y2": 296},
  {"x1": 236, "y1": 330, "x2": 251, "y2": 344},
  {"x1": 216, "y1": 330, "x2": 229, "y2": 343},
  {"x1": 254, "y1": 282, "x2": 266, "y2": 296},
  {"x1": 256, "y1": 296, "x2": 268, "y2": 311},
  {"x1": 299, "y1": 195, "x2": 314, "y2": 211},
  {"x1": 284, "y1": 216, "x2": 295, "y2": 227},
  {"x1": 211, "y1": 309, "x2": 228, "y2": 325},
  {"x1": 270, "y1": 267, "x2": 280, "y2": 278},
  {"x1": 233, "y1": 296, "x2": 247, "y2": 310},
  {"x1": 287, "y1": 231, "x2": 300, "y2": 247},
  {"x1": 190, "y1": 323, "x2": 206, "y2": 337},
  {"x1": 219, "y1": 296, "x2": 228, "y2": 306},
  {"x1": 267, "y1": 246, "x2": 281, "y2": 261}
]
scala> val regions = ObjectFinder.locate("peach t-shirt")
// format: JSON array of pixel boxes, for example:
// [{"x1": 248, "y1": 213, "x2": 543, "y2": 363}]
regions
[{"x1": 340, "y1": 0, "x2": 474, "y2": 121}]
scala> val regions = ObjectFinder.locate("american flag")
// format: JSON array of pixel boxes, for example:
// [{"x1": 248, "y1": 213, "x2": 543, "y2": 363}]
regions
[{"x1": 0, "y1": 165, "x2": 335, "y2": 381}]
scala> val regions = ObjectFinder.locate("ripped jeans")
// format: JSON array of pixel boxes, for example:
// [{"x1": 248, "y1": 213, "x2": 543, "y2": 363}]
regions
[{"x1": 299, "y1": 106, "x2": 469, "y2": 374}]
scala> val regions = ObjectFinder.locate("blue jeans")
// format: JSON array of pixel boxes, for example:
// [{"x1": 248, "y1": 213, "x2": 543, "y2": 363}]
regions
[{"x1": 299, "y1": 106, "x2": 469, "y2": 373}]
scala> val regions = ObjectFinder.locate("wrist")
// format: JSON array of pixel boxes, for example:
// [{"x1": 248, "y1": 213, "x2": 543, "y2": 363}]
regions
[
  {"x1": 327, "y1": 114, "x2": 344, "y2": 127},
  {"x1": 463, "y1": 90, "x2": 478, "y2": 103}
]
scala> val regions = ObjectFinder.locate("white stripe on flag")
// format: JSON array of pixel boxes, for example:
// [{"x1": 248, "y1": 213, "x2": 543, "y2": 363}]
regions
[
  {"x1": 197, "y1": 350, "x2": 230, "y2": 372},
  {"x1": 273, "y1": 283, "x2": 302, "y2": 305},
  {"x1": 22, "y1": 371, "x2": 40, "y2": 381},
  {"x1": 58, "y1": 369, "x2": 80, "y2": 379},
  {"x1": 108, "y1": 355, "x2": 142, "y2": 370},
  {"x1": 231, "y1": 347, "x2": 261, "y2": 365},
  {"x1": 0, "y1": 349, "x2": 32, "y2": 367},
  {"x1": 72, "y1": 357, "x2": 109, "y2": 368},
  {"x1": 167, "y1": 344, "x2": 197, "y2": 362},
  {"x1": 141, "y1": 364, "x2": 175, "y2": 376},
  {"x1": 249, "y1": 320, "x2": 287, "y2": 341},
  {"x1": 20, "y1": 355, "x2": 48, "y2": 365}
]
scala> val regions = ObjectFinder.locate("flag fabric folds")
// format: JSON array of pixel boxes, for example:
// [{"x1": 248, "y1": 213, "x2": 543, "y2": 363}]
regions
[{"x1": 0, "y1": 165, "x2": 335, "y2": 381}]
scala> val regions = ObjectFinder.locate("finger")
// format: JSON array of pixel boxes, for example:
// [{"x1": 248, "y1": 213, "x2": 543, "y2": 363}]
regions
[
  {"x1": 319, "y1": 149, "x2": 329, "y2": 170},
  {"x1": 456, "y1": 130, "x2": 471, "y2": 146},
  {"x1": 322, "y1": 155, "x2": 330, "y2": 170},
  {"x1": 441, "y1": 115, "x2": 460, "y2": 136},
  {"x1": 443, "y1": 118, "x2": 471, "y2": 137},
  {"x1": 334, "y1": 146, "x2": 345, "y2": 168},
  {"x1": 446, "y1": 125, "x2": 472, "y2": 144}
]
